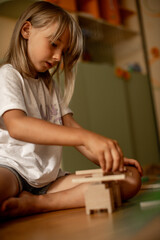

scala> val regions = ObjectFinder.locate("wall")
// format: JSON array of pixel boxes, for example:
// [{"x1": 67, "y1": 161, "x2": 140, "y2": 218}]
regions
[
  {"x1": 0, "y1": 16, "x2": 16, "y2": 60},
  {"x1": 0, "y1": 0, "x2": 36, "y2": 61},
  {"x1": 114, "y1": 0, "x2": 146, "y2": 73},
  {"x1": 140, "y1": 0, "x2": 160, "y2": 137}
]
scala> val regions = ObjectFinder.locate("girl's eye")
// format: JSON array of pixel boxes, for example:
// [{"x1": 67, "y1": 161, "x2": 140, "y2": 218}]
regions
[{"x1": 51, "y1": 42, "x2": 57, "y2": 47}]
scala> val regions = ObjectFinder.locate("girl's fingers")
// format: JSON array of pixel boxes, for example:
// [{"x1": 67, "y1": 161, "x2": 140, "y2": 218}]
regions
[
  {"x1": 110, "y1": 141, "x2": 124, "y2": 172},
  {"x1": 98, "y1": 153, "x2": 106, "y2": 172},
  {"x1": 114, "y1": 141, "x2": 124, "y2": 171},
  {"x1": 103, "y1": 141, "x2": 123, "y2": 172},
  {"x1": 124, "y1": 158, "x2": 143, "y2": 176},
  {"x1": 104, "y1": 150, "x2": 113, "y2": 172},
  {"x1": 111, "y1": 148, "x2": 121, "y2": 172},
  {"x1": 114, "y1": 141, "x2": 123, "y2": 158},
  {"x1": 94, "y1": 137, "x2": 124, "y2": 173}
]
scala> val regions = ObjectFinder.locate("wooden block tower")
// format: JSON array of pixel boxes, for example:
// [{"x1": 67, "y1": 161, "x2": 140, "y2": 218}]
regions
[{"x1": 72, "y1": 168, "x2": 126, "y2": 215}]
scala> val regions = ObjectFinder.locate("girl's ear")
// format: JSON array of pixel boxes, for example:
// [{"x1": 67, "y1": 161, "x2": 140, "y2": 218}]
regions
[{"x1": 21, "y1": 21, "x2": 32, "y2": 39}]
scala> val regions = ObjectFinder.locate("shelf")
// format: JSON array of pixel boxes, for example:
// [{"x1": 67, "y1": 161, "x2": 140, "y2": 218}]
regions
[
  {"x1": 119, "y1": 7, "x2": 136, "y2": 24},
  {"x1": 0, "y1": 1, "x2": 138, "y2": 45},
  {"x1": 77, "y1": 12, "x2": 139, "y2": 45},
  {"x1": 0, "y1": 0, "x2": 139, "y2": 65}
]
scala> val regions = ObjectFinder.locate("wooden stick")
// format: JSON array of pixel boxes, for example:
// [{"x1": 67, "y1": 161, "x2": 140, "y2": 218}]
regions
[
  {"x1": 140, "y1": 200, "x2": 160, "y2": 208},
  {"x1": 141, "y1": 183, "x2": 160, "y2": 190},
  {"x1": 75, "y1": 169, "x2": 103, "y2": 175},
  {"x1": 72, "y1": 173, "x2": 126, "y2": 183},
  {"x1": 75, "y1": 167, "x2": 127, "y2": 176}
]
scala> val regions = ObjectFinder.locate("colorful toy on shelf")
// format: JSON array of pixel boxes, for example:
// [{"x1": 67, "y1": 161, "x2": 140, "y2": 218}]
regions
[
  {"x1": 45, "y1": 0, "x2": 77, "y2": 12},
  {"x1": 115, "y1": 67, "x2": 131, "y2": 81},
  {"x1": 150, "y1": 47, "x2": 160, "y2": 65},
  {"x1": 77, "y1": 0, "x2": 100, "y2": 18},
  {"x1": 72, "y1": 168, "x2": 127, "y2": 215},
  {"x1": 99, "y1": 0, "x2": 121, "y2": 25},
  {"x1": 151, "y1": 47, "x2": 160, "y2": 58}
]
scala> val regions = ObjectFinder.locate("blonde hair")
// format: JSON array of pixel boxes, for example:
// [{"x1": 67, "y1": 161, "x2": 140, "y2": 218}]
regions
[{"x1": 4, "y1": 1, "x2": 83, "y2": 107}]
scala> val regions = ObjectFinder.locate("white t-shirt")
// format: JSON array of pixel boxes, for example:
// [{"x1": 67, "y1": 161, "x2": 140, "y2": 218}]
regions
[{"x1": 0, "y1": 64, "x2": 72, "y2": 187}]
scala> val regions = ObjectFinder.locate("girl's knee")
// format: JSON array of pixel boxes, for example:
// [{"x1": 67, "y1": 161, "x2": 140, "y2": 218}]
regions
[
  {"x1": 120, "y1": 166, "x2": 142, "y2": 201},
  {"x1": 0, "y1": 168, "x2": 20, "y2": 204}
]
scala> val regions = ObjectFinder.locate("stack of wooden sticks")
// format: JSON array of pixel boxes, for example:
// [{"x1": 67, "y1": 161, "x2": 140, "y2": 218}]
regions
[{"x1": 72, "y1": 168, "x2": 129, "y2": 215}]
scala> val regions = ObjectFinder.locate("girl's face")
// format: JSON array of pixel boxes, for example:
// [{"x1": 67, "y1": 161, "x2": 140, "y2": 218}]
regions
[{"x1": 21, "y1": 22, "x2": 69, "y2": 76}]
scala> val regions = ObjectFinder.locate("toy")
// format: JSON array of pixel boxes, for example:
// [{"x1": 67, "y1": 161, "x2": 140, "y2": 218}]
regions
[{"x1": 72, "y1": 168, "x2": 126, "y2": 215}]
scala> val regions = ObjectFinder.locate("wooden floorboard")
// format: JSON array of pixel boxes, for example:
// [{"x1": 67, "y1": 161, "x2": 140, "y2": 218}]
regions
[{"x1": 0, "y1": 188, "x2": 160, "y2": 240}]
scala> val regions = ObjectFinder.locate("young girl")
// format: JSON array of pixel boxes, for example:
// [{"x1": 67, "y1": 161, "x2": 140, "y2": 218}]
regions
[{"x1": 0, "y1": 1, "x2": 142, "y2": 219}]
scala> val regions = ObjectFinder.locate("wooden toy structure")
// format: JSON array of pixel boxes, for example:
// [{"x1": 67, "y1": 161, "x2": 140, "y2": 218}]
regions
[{"x1": 72, "y1": 169, "x2": 126, "y2": 215}]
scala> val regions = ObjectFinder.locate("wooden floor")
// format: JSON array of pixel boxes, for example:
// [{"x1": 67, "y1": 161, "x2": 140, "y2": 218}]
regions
[{"x1": 0, "y1": 186, "x2": 160, "y2": 240}]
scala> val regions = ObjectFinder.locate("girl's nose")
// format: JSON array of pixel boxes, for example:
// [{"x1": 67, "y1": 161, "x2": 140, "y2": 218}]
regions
[{"x1": 52, "y1": 50, "x2": 62, "y2": 62}]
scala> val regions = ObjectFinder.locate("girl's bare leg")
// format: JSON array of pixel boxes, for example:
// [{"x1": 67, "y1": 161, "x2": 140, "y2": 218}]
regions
[
  {"x1": 119, "y1": 166, "x2": 141, "y2": 200},
  {"x1": 47, "y1": 166, "x2": 142, "y2": 199},
  {"x1": 0, "y1": 166, "x2": 141, "y2": 219},
  {"x1": 0, "y1": 167, "x2": 20, "y2": 205},
  {"x1": 0, "y1": 174, "x2": 88, "y2": 219}
]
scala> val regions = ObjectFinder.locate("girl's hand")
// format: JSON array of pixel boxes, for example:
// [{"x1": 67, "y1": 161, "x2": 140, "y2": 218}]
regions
[
  {"x1": 83, "y1": 131, "x2": 124, "y2": 173},
  {"x1": 124, "y1": 157, "x2": 143, "y2": 176}
]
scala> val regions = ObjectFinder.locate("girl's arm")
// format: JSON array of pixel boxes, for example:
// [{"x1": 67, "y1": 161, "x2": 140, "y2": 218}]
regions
[
  {"x1": 3, "y1": 110, "x2": 84, "y2": 146},
  {"x1": 3, "y1": 109, "x2": 124, "y2": 172},
  {"x1": 62, "y1": 113, "x2": 99, "y2": 165},
  {"x1": 63, "y1": 114, "x2": 143, "y2": 176},
  {"x1": 62, "y1": 113, "x2": 125, "y2": 172}
]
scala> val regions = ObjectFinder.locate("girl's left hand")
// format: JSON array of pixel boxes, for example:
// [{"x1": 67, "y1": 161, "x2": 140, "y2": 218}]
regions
[{"x1": 124, "y1": 157, "x2": 143, "y2": 176}]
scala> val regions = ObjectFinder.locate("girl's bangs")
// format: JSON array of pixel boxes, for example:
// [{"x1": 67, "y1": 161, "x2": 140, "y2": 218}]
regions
[{"x1": 48, "y1": 18, "x2": 69, "y2": 43}]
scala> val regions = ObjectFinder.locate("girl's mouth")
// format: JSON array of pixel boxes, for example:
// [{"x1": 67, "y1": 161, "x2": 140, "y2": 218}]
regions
[{"x1": 46, "y1": 62, "x2": 52, "y2": 68}]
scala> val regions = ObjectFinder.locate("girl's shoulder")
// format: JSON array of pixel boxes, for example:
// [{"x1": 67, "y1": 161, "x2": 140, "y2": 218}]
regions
[
  {"x1": 0, "y1": 64, "x2": 24, "y2": 88},
  {"x1": 0, "y1": 64, "x2": 15, "y2": 75},
  {"x1": 0, "y1": 64, "x2": 22, "y2": 79},
  {"x1": 0, "y1": 63, "x2": 13, "y2": 70}
]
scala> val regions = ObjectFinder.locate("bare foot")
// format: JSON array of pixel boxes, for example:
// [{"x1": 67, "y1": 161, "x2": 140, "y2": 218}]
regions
[{"x1": 0, "y1": 191, "x2": 42, "y2": 220}]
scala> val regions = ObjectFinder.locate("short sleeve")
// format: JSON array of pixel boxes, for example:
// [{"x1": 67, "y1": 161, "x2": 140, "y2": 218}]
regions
[
  {"x1": 0, "y1": 64, "x2": 27, "y2": 117},
  {"x1": 53, "y1": 81, "x2": 73, "y2": 117},
  {"x1": 60, "y1": 104, "x2": 73, "y2": 117}
]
